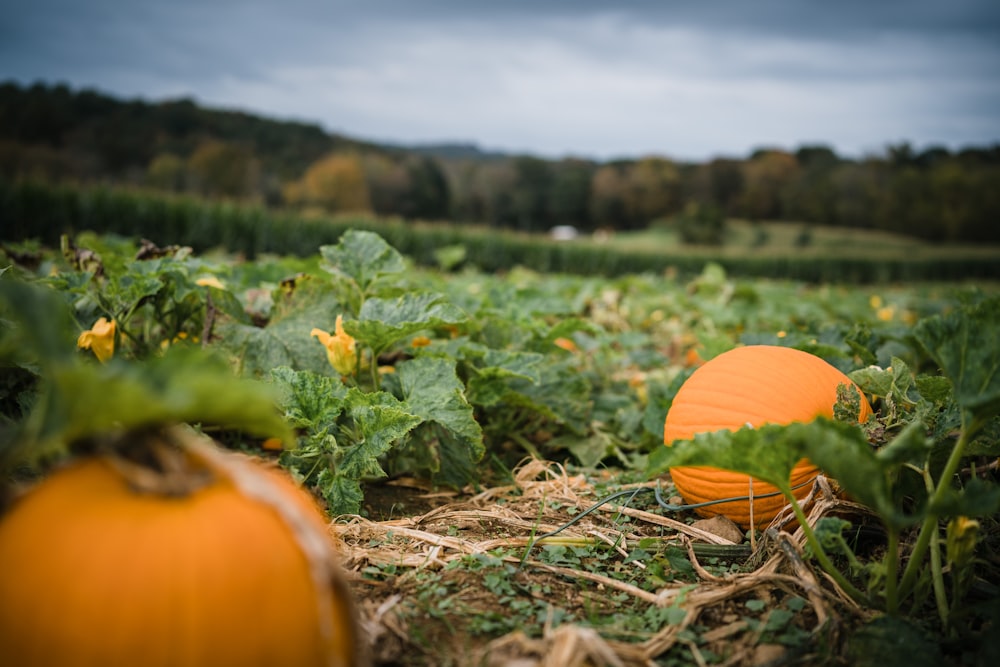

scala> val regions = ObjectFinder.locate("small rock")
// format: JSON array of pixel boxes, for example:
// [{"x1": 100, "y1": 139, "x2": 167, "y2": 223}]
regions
[
  {"x1": 752, "y1": 643, "x2": 786, "y2": 666},
  {"x1": 691, "y1": 515, "x2": 745, "y2": 544}
]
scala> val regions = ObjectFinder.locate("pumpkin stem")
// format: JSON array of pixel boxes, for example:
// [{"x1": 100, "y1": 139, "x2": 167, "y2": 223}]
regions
[{"x1": 105, "y1": 427, "x2": 215, "y2": 497}]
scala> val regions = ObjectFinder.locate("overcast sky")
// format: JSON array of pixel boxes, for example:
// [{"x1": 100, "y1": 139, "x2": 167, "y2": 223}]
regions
[{"x1": 4, "y1": 0, "x2": 999, "y2": 161}]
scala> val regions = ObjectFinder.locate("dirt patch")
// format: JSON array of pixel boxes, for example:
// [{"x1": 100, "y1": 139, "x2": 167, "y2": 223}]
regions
[{"x1": 333, "y1": 460, "x2": 873, "y2": 666}]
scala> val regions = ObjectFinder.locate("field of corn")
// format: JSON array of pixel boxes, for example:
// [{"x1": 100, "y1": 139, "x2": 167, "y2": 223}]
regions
[{"x1": 1, "y1": 202, "x2": 999, "y2": 665}]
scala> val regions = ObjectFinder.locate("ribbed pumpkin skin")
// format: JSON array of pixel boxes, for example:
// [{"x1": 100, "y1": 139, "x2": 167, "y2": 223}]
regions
[
  {"x1": 0, "y1": 456, "x2": 357, "y2": 667},
  {"x1": 664, "y1": 345, "x2": 872, "y2": 528}
]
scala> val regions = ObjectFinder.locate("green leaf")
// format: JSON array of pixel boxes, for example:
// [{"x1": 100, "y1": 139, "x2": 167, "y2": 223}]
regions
[
  {"x1": 113, "y1": 262, "x2": 167, "y2": 307},
  {"x1": 849, "y1": 367, "x2": 894, "y2": 399},
  {"x1": 849, "y1": 358, "x2": 915, "y2": 405},
  {"x1": 647, "y1": 422, "x2": 808, "y2": 494},
  {"x1": 318, "y1": 468, "x2": 364, "y2": 517},
  {"x1": 928, "y1": 476, "x2": 1000, "y2": 518},
  {"x1": 648, "y1": 420, "x2": 908, "y2": 528},
  {"x1": 507, "y1": 358, "x2": 592, "y2": 432},
  {"x1": 0, "y1": 277, "x2": 77, "y2": 367},
  {"x1": 215, "y1": 277, "x2": 342, "y2": 378},
  {"x1": 914, "y1": 374, "x2": 952, "y2": 405},
  {"x1": 845, "y1": 615, "x2": 943, "y2": 667},
  {"x1": 913, "y1": 296, "x2": 1000, "y2": 426},
  {"x1": 347, "y1": 293, "x2": 467, "y2": 355},
  {"x1": 337, "y1": 388, "x2": 423, "y2": 480},
  {"x1": 24, "y1": 347, "x2": 293, "y2": 462},
  {"x1": 556, "y1": 430, "x2": 624, "y2": 469},
  {"x1": 875, "y1": 421, "x2": 932, "y2": 466},
  {"x1": 268, "y1": 366, "x2": 348, "y2": 431},
  {"x1": 800, "y1": 421, "x2": 909, "y2": 528},
  {"x1": 319, "y1": 229, "x2": 406, "y2": 291},
  {"x1": 394, "y1": 356, "x2": 484, "y2": 487},
  {"x1": 465, "y1": 348, "x2": 544, "y2": 407},
  {"x1": 844, "y1": 322, "x2": 879, "y2": 367}
]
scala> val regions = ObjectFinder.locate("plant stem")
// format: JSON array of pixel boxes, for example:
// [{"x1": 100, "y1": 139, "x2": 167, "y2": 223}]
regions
[
  {"x1": 896, "y1": 416, "x2": 979, "y2": 601},
  {"x1": 787, "y1": 493, "x2": 871, "y2": 607},
  {"x1": 369, "y1": 347, "x2": 379, "y2": 389},
  {"x1": 884, "y1": 527, "x2": 900, "y2": 615},
  {"x1": 928, "y1": 517, "x2": 949, "y2": 627}
]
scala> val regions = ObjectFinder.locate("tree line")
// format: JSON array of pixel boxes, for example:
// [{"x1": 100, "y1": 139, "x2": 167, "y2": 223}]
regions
[{"x1": 2, "y1": 81, "x2": 999, "y2": 243}]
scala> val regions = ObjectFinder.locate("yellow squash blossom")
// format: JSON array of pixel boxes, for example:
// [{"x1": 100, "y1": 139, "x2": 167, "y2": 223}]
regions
[
  {"x1": 195, "y1": 276, "x2": 226, "y2": 290},
  {"x1": 311, "y1": 315, "x2": 357, "y2": 376},
  {"x1": 77, "y1": 317, "x2": 116, "y2": 363},
  {"x1": 411, "y1": 336, "x2": 432, "y2": 348},
  {"x1": 946, "y1": 516, "x2": 980, "y2": 568},
  {"x1": 553, "y1": 337, "x2": 578, "y2": 353}
]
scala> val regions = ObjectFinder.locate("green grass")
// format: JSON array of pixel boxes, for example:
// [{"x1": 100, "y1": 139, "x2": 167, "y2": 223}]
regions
[{"x1": 605, "y1": 219, "x2": 1000, "y2": 260}]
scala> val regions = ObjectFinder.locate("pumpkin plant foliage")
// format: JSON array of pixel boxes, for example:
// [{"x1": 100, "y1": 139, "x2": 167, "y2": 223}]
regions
[
  {"x1": 649, "y1": 296, "x2": 1000, "y2": 621},
  {"x1": 0, "y1": 279, "x2": 293, "y2": 474},
  {"x1": 269, "y1": 357, "x2": 486, "y2": 515}
]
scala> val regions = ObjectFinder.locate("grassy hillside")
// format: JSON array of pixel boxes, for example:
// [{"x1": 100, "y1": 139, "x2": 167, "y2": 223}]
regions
[{"x1": 606, "y1": 219, "x2": 1000, "y2": 261}]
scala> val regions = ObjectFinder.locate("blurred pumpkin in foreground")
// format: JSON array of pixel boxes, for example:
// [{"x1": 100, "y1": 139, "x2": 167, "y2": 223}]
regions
[
  {"x1": 0, "y1": 427, "x2": 364, "y2": 667},
  {"x1": 664, "y1": 345, "x2": 872, "y2": 528}
]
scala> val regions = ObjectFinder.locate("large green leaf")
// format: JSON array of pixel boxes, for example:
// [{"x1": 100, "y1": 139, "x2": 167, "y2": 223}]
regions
[
  {"x1": 318, "y1": 469, "x2": 365, "y2": 518},
  {"x1": 647, "y1": 419, "x2": 906, "y2": 527},
  {"x1": 874, "y1": 420, "x2": 932, "y2": 466},
  {"x1": 319, "y1": 229, "x2": 406, "y2": 291},
  {"x1": 347, "y1": 293, "x2": 467, "y2": 355},
  {"x1": 800, "y1": 420, "x2": 909, "y2": 527},
  {"x1": 647, "y1": 422, "x2": 806, "y2": 494},
  {"x1": 465, "y1": 347, "x2": 545, "y2": 407},
  {"x1": 336, "y1": 388, "x2": 422, "y2": 481},
  {"x1": 850, "y1": 357, "x2": 915, "y2": 403},
  {"x1": 929, "y1": 476, "x2": 1000, "y2": 518},
  {"x1": 509, "y1": 359, "x2": 592, "y2": 432},
  {"x1": 0, "y1": 278, "x2": 77, "y2": 368},
  {"x1": 215, "y1": 277, "x2": 341, "y2": 378},
  {"x1": 268, "y1": 366, "x2": 348, "y2": 431},
  {"x1": 913, "y1": 296, "x2": 1000, "y2": 426},
  {"x1": 26, "y1": 348, "x2": 293, "y2": 459},
  {"x1": 395, "y1": 356, "x2": 484, "y2": 487}
]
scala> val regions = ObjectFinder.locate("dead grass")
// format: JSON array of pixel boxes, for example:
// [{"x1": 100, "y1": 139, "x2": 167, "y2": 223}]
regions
[{"x1": 331, "y1": 459, "x2": 877, "y2": 667}]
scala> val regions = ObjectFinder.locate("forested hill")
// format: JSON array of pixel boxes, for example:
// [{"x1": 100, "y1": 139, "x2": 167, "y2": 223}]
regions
[{"x1": 2, "y1": 80, "x2": 999, "y2": 243}]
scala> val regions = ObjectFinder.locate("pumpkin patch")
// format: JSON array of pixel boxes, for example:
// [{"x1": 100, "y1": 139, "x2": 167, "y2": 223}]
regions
[
  {"x1": 0, "y1": 428, "x2": 362, "y2": 667},
  {"x1": 663, "y1": 345, "x2": 872, "y2": 528}
]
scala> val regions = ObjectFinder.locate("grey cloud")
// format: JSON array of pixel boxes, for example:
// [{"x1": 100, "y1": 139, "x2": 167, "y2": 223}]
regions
[{"x1": 2, "y1": 0, "x2": 998, "y2": 159}]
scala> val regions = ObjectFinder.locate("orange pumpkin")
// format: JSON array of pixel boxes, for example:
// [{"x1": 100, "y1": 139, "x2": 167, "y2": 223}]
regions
[
  {"x1": 664, "y1": 345, "x2": 872, "y2": 528},
  {"x1": 0, "y1": 428, "x2": 363, "y2": 667}
]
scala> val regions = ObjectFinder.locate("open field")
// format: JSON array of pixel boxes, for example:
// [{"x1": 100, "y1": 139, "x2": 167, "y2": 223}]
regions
[
  {"x1": 2, "y1": 228, "x2": 998, "y2": 665},
  {"x1": 599, "y1": 219, "x2": 1000, "y2": 260}
]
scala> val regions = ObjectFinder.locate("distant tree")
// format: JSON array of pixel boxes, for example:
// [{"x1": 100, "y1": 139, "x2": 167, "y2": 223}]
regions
[
  {"x1": 589, "y1": 163, "x2": 631, "y2": 229},
  {"x1": 628, "y1": 156, "x2": 683, "y2": 223},
  {"x1": 688, "y1": 158, "x2": 744, "y2": 216},
  {"x1": 361, "y1": 153, "x2": 411, "y2": 216},
  {"x1": 440, "y1": 160, "x2": 517, "y2": 226},
  {"x1": 548, "y1": 159, "x2": 595, "y2": 228},
  {"x1": 146, "y1": 153, "x2": 186, "y2": 191},
  {"x1": 794, "y1": 145, "x2": 839, "y2": 170},
  {"x1": 400, "y1": 156, "x2": 450, "y2": 220},
  {"x1": 675, "y1": 201, "x2": 726, "y2": 245},
  {"x1": 786, "y1": 145, "x2": 841, "y2": 224},
  {"x1": 0, "y1": 139, "x2": 82, "y2": 181},
  {"x1": 830, "y1": 161, "x2": 880, "y2": 229},
  {"x1": 511, "y1": 156, "x2": 553, "y2": 230},
  {"x1": 187, "y1": 140, "x2": 260, "y2": 199},
  {"x1": 915, "y1": 146, "x2": 951, "y2": 168},
  {"x1": 289, "y1": 152, "x2": 371, "y2": 213},
  {"x1": 739, "y1": 150, "x2": 798, "y2": 220}
]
